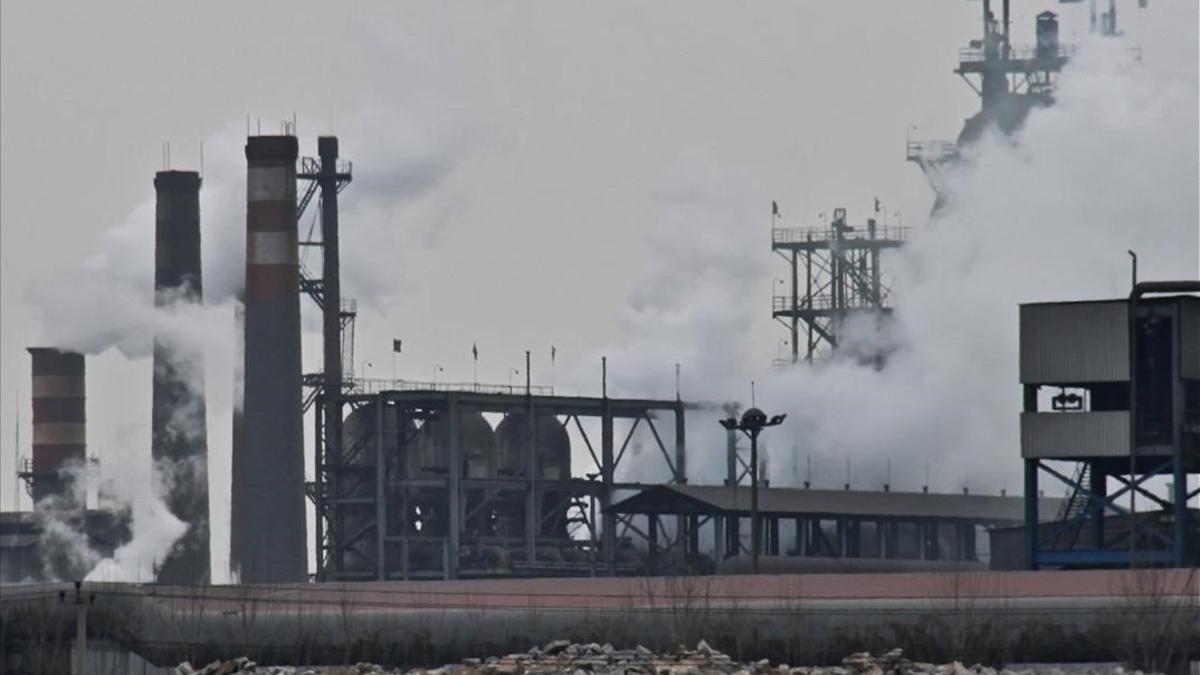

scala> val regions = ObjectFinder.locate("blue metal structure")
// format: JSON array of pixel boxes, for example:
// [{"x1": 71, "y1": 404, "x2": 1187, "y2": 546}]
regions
[{"x1": 1020, "y1": 284, "x2": 1200, "y2": 569}]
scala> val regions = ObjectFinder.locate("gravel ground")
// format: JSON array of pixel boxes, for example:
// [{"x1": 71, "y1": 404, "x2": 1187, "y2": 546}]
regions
[{"x1": 175, "y1": 641, "x2": 1160, "y2": 675}]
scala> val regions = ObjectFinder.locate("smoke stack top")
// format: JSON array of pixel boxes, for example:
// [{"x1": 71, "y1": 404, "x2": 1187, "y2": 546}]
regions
[{"x1": 153, "y1": 170, "x2": 203, "y2": 298}]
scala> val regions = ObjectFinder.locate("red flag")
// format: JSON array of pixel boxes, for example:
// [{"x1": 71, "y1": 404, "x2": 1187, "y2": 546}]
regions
[
  {"x1": 472, "y1": 343, "x2": 478, "y2": 360},
  {"x1": 392, "y1": 339, "x2": 402, "y2": 353}
]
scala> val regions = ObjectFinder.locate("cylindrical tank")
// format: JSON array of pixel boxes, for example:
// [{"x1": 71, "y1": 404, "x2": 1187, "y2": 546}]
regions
[
  {"x1": 494, "y1": 414, "x2": 570, "y2": 479},
  {"x1": 341, "y1": 403, "x2": 411, "y2": 467},
  {"x1": 414, "y1": 411, "x2": 497, "y2": 542},
  {"x1": 335, "y1": 402, "x2": 420, "y2": 574},
  {"x1": 496, "y1": 414, "x2": 573, "y2": 539},
  {"x1": 415, "y1": 411, "x2": 496, "y2": 478}
]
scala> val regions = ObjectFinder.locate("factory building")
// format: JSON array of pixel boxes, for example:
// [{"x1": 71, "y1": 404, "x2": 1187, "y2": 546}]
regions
[
  {"x1": 315, "y1": 385, "x2": 687, "y2": 581},
  {"x1": 607, "y1": 484, "x2": 1062, "y2": 575},
  {"x1": 1017, "y1": 286, "x2": 1200, "y2": 568}
]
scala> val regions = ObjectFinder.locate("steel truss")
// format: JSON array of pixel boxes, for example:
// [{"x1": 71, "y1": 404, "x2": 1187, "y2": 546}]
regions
[
  {"x1": 312, "y1": 389, "x2": 687, "y2": 581},
  {"x1": 771, "y1": 208, "x2": 906, "y2": 364},
  {"x1": 1024, "y1": 455, "x2": 1199, "y2": 568}
]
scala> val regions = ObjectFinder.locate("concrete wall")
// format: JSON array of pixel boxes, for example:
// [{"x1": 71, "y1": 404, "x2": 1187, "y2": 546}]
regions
[{"x1": 3, "y1": 571, "x2": 1196, "y2": 669}]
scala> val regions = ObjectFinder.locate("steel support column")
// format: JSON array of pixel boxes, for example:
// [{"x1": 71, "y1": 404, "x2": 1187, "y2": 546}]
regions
[
  {"x1": 601, "y1": 403, "x2": 615, "y2": 574},
  {"x1": 525, "y1": 395, "x2": 537, "y2": 564},
  {"x1": 790, "y1": 250, "x2": 799, "y2": 363},
  {"x1": 648, "y1": 513, "x2": 659, "y2": 574},
  {"x1": 1025, "y1": 459, "x2": 1039, "y2": 570},
  {"x1": 447, "y1": 396, "x2": 461, "y2": 579},
  {"x1": 1089, "y1": 466, "x2": 1106, "y2": 548},
  {"x1": 374, "y1": 394, "x2": 386, "y2": 580}
]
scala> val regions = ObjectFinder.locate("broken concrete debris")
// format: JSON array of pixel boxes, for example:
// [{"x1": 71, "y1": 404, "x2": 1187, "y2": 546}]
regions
[{"x1": 176, "y1": 643, "x2": 1161, "y2": 675}]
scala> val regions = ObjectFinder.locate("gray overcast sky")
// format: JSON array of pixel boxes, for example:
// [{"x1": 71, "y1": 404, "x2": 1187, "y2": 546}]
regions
[{"x1": 1, "y1": 1, "x2": 1195, "y2": 530}]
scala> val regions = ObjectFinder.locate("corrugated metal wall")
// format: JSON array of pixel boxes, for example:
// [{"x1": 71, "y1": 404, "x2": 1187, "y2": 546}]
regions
[
  {"x1": 1019, "y1": 410, "x2": 1135, "y2": 458},
  {"x1": 1019, "y1": 301, "x2": 1128, "y2": 384},
  {"x1": 1180, "y1": 297, "x2": 1199, "y2": 379}
]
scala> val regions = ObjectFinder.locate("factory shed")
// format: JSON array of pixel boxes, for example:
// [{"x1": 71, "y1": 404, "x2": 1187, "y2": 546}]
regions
[
  {"x1": 607, "y1": 485, "x2": 1063, "y2": 575},
  {"x1": 609, "y1": 484, "x2": 1050, "y2": 524}
]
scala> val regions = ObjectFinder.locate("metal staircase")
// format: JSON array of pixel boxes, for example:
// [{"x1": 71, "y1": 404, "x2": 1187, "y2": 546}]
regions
[{"x1": 1053, "y1": 463, "x2": 1092, "y2": 549}]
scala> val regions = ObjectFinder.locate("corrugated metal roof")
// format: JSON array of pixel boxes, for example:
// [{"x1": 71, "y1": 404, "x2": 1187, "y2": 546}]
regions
[{"x1": 608, "y1": 484, "x2": 1062, "y2": 524}]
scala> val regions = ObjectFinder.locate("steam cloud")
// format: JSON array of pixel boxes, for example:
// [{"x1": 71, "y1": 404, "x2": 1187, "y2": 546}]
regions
[
  {"x1": 24, "y1": 19, "x2": 473, "y2": 582},
  {"x1": 597, "y1": 33, "x2": 1198, "y2": 494}
]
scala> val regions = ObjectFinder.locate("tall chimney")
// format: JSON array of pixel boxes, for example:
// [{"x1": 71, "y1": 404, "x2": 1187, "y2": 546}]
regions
[
  {"x1": 233, "y1": 135, "x2": 306, "y2": 582},
  {"x1": 151, "y1": 169, "x2": 211, "y2": 584},
  {"x1": 28, "y1": 348, "x2": 86, "y2": 508}
]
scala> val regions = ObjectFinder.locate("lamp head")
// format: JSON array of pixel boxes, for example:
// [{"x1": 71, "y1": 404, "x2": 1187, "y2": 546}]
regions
[{"x1": 741, "y1": 407, "x2": 767, "y2": 429}]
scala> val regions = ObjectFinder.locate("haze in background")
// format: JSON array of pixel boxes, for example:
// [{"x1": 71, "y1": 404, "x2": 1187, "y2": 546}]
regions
[{"x1": 2, "y1": 1, "x2": 1195, "y2": 581}]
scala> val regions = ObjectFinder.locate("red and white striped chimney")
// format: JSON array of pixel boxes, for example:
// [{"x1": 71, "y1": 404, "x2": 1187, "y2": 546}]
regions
[
  {"x1": 232, "y1": 135, "x2": 307, "y2": 583},
  {"x1": 27, "y1": 348, "x2": 86, "y2": 507}
]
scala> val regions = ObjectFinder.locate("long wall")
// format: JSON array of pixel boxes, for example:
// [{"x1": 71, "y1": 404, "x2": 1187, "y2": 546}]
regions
[{"x1": 2, "y1": 570, "x2": 1195, "y2": 669}]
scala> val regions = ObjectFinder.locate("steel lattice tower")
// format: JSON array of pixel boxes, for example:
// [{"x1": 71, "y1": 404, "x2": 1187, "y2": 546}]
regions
[{"x1": 771, "y1": 208, "x2": 906, "y2": 365}]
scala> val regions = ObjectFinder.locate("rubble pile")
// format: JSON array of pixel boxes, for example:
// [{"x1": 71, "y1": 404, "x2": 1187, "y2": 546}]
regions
[{"x1": 175, "y1": 643, "x2": 1160, "y2": 675}]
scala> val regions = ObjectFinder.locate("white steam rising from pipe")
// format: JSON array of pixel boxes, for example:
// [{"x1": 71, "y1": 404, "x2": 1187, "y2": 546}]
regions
[{"x1": 597, "y1": 33, "x2": 1198, "y2": 494}]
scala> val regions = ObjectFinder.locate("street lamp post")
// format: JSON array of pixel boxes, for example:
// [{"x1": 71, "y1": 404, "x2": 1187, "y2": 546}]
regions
[{"x1": 719, "y1": 408, "x2": 786, "y2": 575}]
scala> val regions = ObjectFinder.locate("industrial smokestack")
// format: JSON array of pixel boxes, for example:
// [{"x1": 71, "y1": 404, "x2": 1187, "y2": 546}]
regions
[
  {"x1": 151, "y1": 169, "x2": 211, "y2": 584},
  {"x1": 232, "y1": 135, "x2": 306, "y2": 582},
  {"x1": 27, "y1": 348, "x2": 86, "y2": 508}
]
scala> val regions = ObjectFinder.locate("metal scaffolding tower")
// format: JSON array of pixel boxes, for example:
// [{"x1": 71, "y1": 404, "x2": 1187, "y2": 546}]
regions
[
  {"x1": 297, "y1": 137, "x2": 356, "y2": 414},
  {"x1": 771, "y1": 208, "x2": 907, "y2": 364},
  {"x1": 907, "y1": 0, "x2": 1071, "y2": 204},
  {"x1": 311, "y1": 385, "x2": 688, "y2": 581}
]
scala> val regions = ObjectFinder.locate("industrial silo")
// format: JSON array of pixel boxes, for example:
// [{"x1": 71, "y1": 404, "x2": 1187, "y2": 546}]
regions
[
  {"x1": 413, "y1": 410, "x2": 497, "y2": 544},
  {"x1": 494, "y1": 414, "x2": 571, "y2": 479},
  {"x1": 415, "y1": 411, "x2": 497, "y2": 478},
  {"x1": 329, "y1": 402, "x2": 412, "y2": 574},
  {"x1": 495, "y1": 414, "x2": 573, "y2": 539}
]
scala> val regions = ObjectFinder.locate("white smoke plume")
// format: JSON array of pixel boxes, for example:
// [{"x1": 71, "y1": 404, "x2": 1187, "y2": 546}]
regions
[
  {"x1": 23, "y1": 17, "x2": 475, "y2": 582},
  {"x1": 596, "y1": 31, "x2": 1197, "y2": 494},
  {"x1": 84, "y1": 458, "x2": 188, "y2": 582},
  {"x1": 28, "y1": 457, "x2": 186, "y2": 583}
]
